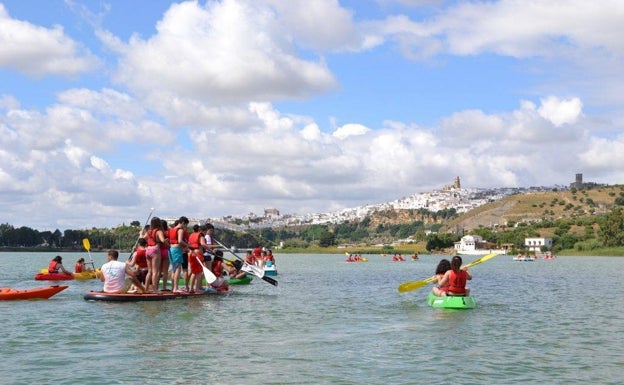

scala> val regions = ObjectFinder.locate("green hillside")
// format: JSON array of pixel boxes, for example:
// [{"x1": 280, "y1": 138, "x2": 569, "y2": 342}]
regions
[{"x1": 442, "y1": 185, "x2": 624, "y2": 233}]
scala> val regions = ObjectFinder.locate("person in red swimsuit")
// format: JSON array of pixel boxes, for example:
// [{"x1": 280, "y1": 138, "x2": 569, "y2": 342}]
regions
[{"x1": 437, "y1": 255, "x2": 472, "y2": 296}]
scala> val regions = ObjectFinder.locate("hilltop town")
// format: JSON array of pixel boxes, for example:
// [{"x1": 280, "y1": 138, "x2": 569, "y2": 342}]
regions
[{"x1": 205, "y1": 176, "x2": 580, "y2": 231}]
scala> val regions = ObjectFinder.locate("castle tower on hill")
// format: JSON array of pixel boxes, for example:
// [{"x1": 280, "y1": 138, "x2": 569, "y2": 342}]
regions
[
  {"x1": 453, "y1": 176, "x2": 461, "y2": 189},
  {"x1": 443, "y1": 176, "x2": 461, "y2": 191}
]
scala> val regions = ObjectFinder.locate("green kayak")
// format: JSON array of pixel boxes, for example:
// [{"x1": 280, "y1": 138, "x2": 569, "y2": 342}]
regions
[
  {"x1": 162, "y1": 276, "x2": 253, "y2": 286},
  {"x1": 226, "y1": 276, "x2": 252, "y2": 285},
  {"x1": 427, "y1": 292, "x2": 476, "y2": 309}
]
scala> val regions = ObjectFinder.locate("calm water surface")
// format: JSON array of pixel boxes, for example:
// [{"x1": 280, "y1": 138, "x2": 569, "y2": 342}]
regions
[{"x1": 1, "y1": 252, "x2": 623, "y2": 384}]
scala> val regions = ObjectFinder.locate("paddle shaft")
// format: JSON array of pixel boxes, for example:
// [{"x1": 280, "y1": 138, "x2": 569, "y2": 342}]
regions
[
  {"x1": 128, "y1": 208, "x2": 155, "y2": 261},
  {"x1": 214, "y1": 239, "x2": 278, "y2": 287},
  {"x1": 82, "y1": 238, "x2": 95, "y2": 270}
]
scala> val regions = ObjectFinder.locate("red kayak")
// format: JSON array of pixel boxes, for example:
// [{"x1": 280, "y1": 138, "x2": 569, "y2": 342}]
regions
[
  {"x1": 35, "y1": 272, "x2": 74, "y2": 281},
  {"x1": 0, "y1": 285, "x2": 68, "y2": 300}
]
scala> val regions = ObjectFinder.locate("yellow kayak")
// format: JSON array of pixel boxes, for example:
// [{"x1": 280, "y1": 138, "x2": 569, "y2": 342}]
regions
[{"x1": 39, "y1": 268, "x2": 100, "y2": 280}]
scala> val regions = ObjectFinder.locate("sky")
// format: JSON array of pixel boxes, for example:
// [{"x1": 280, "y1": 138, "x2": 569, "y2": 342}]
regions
[{"x1": 1, "y1": 0, "x2": 623, "y2": 231}]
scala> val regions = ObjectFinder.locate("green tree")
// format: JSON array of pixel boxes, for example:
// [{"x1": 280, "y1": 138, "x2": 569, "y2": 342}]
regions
[
  {"x1": 602, "y1": 207, "x2": 624, "y2": 247},
  {"x1": 319, "y1": 231, "x2": 336, "y2": 247}
]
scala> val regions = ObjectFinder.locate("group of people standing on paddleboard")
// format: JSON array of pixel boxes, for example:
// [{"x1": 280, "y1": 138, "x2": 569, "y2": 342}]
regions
[
  {"x1": 93, "y1": 216, "x2": 251, "y2": 294},
  {"x1": 431, "y1": 255, "x2": 472, "y2": 297}
]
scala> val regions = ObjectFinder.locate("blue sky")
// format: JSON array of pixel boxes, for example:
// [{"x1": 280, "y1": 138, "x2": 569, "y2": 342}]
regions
[{"x1": 1, "y1": 0, "x2": 623, "y2": 230}]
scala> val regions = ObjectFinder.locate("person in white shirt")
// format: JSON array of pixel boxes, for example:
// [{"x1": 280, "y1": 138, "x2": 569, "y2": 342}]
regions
[{"x1": 99, "y1": 250, "x2": 144, "y2": 293}]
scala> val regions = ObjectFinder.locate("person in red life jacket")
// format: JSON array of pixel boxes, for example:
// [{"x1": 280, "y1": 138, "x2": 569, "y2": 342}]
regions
[
  {"x1": 210, "y1": 250, "x2": 229, "y2": 292},
  {"x1": 437, "y1": 255, "x2": 472, "y2": 296},
  {"x1": 74, "y1": 257, "x2": 86, "y2": 273},
  {"x1": 169, "y1": 216, "x2": 189, "y2": 293},
  {"x1": 264, "y1": 249, "x2": 276, "y2": 268},
  {"x1": 252, "y1": 245, "x2": 262, "y2": 262},
  {"x1": 244, "y1": 249, "x2": 257, "y2": 266},
  {"x1": 48, "y1": 256, "x2": 72, "y2": 275},
  {"x1": 145, "y1": 217, "x2": 165, "y2": 293},
  {"x1": 187, "y1": 224, "x2": 207, "y2": 293},
  {"x1": 431, "y1": 259, "x2": 451, "y2": 296},
  {"x1": 128, "y1": 238, "x2": 149, "y2": 286}
]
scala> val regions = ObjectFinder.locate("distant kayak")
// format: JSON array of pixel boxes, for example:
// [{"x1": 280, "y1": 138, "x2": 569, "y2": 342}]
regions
[
  {"x1": 427, "y1": 292, "x2": 476, "y2": 309},
  {"x1": 0, "y1": 285, "x2": 68, "y2": 300},
  {"x1": 83, "y1": 288, "x2": 230, "y2": 302}
]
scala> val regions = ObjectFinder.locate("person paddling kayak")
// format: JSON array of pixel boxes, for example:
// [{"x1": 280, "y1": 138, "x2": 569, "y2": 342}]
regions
[
  {"x1": 48, "y1": 256, "x2": 72, "y2": 275},
  {"x1": 436, "y1": 255, "x2": 472, "y2": 296}
]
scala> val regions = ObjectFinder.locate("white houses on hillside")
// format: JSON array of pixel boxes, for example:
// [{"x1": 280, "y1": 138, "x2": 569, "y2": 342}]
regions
[{"x1": 525, "y1": 237, "x2": 553, "y2": 252}]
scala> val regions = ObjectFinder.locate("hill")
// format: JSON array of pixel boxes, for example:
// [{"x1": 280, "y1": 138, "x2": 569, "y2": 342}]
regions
[{"x1": 441, "y1": 185, "x2": 624, "y2": 233}]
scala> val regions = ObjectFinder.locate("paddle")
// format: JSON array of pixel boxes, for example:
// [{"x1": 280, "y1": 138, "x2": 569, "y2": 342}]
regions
[
  {"x1": 196, "y1": 256, "x2": 217, "y2": 284},
  {"x1": 128, "y1": 208, "x2": 155, "y2": 261},
  {"x1": 214, "y1": 239, "x2": 278, "y2": 286},
  {"x1": 397, "y1": 253, "x2": 499, "y2": 293},
  {"x1": 82, "y1": 238, "x2": 96, "y2": 270}
]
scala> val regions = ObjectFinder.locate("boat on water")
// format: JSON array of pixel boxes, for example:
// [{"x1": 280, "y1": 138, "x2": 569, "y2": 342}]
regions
[
  {"x1": 263, "y1": 260, "x2": 278, "y2": 276},
  {"x1": 427, "y1": 292, "x2": 476, "y2": 309},
  {"x1": 513, "y1": 255, "x2": 537, "y2": 261},
  {"x1": 36, "y1": 269, "x2": 100, "y2": 281},
  {"x1": 0, "y1": 285, "x2": 68, "y2": 300},
  {"x1": 35, "y1": 272, "x2": 75, "y2": 281},
  {"x1": 83, "y1": 287, "x2": 230, "y2": 302},
  {"x1": 345, "y1": 254, "x2": 368, "y2": 263}
]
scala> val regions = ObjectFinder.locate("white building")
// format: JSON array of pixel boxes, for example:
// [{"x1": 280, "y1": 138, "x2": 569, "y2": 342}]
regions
[
  {"x1": 454, "y1": 235, "x2": 507, "y2": 255},
  {"x1": 525, "y1": 237, "x2": 553, "y2": 252}
]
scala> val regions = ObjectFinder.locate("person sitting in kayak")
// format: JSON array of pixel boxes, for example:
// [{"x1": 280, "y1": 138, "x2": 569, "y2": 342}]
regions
[
  {"x1": 437, "y1": 255, "x2": 472, "y2": 296},
  {"x1": 209, "y1": 250, "x2": 229, "y2": 292},
  {"x1": 225, "y1": 258, "x2": 247, "y2": 279},
  {"x1": 244, "y1": 250, "x2": 257, "y2": 266},
  {"x1": 48, "y1": 256, "x2": 72, "y2": 275},
  {"x1": 75, "y1": 258, "x2": 86, "y2": 273},
  {"x1": 431, "y1": 259, "x2": 451, "y2": 296}
]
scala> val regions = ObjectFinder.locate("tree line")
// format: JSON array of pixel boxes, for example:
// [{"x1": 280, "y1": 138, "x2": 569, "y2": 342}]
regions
[{"x1": 2, "y1": 203, "x2": 624, "y2": 252}]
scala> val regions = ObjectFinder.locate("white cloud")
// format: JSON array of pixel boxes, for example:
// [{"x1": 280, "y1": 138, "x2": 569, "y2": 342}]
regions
[
  {"x1": 538, "y1": 96, "x2": 583, "y2": 127},
  {"x1": 105, "y1": 0, "x2": 338, "y2": 110},
  {"x1": 0, "y1": 4, "x2": 97, "y2": 76},
  {"x1": 333, "y1": 123, "x2": 371, "y2": 139}
]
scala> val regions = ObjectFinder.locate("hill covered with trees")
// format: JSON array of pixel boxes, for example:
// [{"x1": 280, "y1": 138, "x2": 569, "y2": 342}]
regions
[{"x1": 3, "y1": 185, "x2": 624, "y2": 255}]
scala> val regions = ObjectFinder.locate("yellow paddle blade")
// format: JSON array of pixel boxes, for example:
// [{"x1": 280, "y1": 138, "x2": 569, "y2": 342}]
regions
[
  {"x1": 463, "y1": 253, "x2": 498, "y2": 269},
  {"x1": 397, "y1": 253, "x2": 499, "y2": 294},
  {"x1": 397, "y1": 276, "x2": 436, "y2": 293},
  {"x1": 82, "y1": 238, "x2": 91, "y2": 251}
]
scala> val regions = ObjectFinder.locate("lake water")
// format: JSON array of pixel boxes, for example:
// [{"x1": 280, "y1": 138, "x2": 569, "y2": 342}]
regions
[{"x1": 1, "y1": 252, "x2": 623, "y2": 385}]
